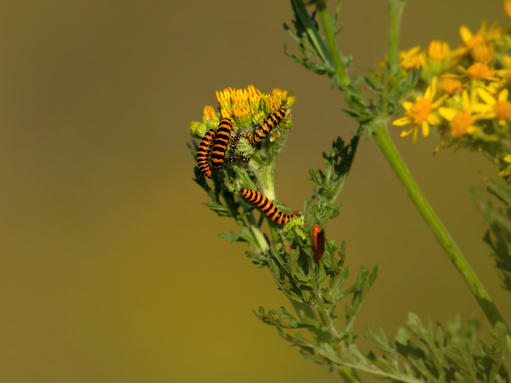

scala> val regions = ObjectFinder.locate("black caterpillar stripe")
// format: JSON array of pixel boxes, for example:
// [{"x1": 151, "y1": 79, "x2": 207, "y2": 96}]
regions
[
  {"x1": 225, "y1": 154, "x2": 250, "y2": 164},
  {"x1": 211, "y1": 118, "x2": 233, "y2": 169},
  {"x1": 243, "y1": 106, "x2": 287, "y2": 144},
  {"x1": 240, "y1": 188, "x2": 300, "y2": 225},
  {"x1": 196, "y1": 128, "x2": 217, "y2": 178},
  {"x1": 229, "y1": 129, "x2": 242, "y2": 153}
]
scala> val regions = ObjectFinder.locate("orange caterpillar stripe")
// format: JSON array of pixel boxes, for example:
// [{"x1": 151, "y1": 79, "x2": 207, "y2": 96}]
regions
[
  {"x1": 196, "y1": 128, "x2": 217, "y2": 178},
  {"x1": 312, "y1": 225, "x2": 325, "y2": 260},
  {"x1": 211, "y1": 118, "x2": 233, "y2": 169},
  {"x1": 244, "y1": 106, "x2": 287, "y2": 144},
  {"x1": 240, "y1": 188, "x2": 300, "y2": 225}
]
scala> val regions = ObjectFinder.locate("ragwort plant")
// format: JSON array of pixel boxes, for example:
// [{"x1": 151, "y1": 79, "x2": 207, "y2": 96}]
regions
[{"x1": 188, "y1": 0, "x2": 511, "y2": 381}]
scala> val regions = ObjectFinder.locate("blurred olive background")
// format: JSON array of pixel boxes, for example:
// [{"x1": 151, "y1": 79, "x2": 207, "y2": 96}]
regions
[{"x1": 1, "y1": 1, "x2": 509, "y2": 382}]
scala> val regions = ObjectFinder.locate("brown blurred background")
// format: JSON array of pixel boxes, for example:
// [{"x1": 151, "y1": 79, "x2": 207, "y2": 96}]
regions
[{"x1": 0, "y1": 1, "x2": 509, "y2": 382}]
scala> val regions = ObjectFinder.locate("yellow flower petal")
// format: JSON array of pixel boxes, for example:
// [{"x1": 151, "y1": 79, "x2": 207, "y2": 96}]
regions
[
  {"x1": 393, "y1": 117, "x2": 412, "y2": 126},
  {"x1": 503, "y1": 154, "x2": 511, "y2": 163},
  {"x1": 427, "y1": 114, "x2": 440, "y2": 125},
  {"x1": 439, "y1": 107, "x2": 457, "y2": 121},
  {"x1": 498, "y1": 165, "x2": 511, "y2": 177},
  {"x1": 477, "y1": 88, "x2": 496, "y2": 105},
  {"x1": 424, "y1": 77, "x2": 437, "y2": 100},
  {"x1": 498, "y1": 89, "x2": 509, "y2": 102},
  {"x1": 460, "y1": 26, "x2": 473, "y2": 44},
  {"x1": 400, "y1": 128, "x2": 414, "y2": 137},
  {"x1": 461, "y1": 90, "x2": 470, "y2": 110},
  {"x1": 432, "y1": 94, "x2": 448, "y2": 109},
  {"x1": 402, "y1": 101, "x2": 414, "y2": 111},
  {"x1": 421, "y1": 121, "x2": 429, "y2": 137}
]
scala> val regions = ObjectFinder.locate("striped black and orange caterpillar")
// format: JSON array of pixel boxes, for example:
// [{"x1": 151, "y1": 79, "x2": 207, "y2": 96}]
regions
[
  {"x1": 229, "y1": 129, "x2": 242, "y2": 153},
  {"x1": 211, "y1": 118, "x2": 233, "y2": 170},
  {"x1": 225, "y1": 154, "x2": 250, "y2": 164},
  {"x1": 243, "y1": 106, "x2": 287, "y2": 144},
  {"x1": 196, "y1": 128, "x2": 217, "y2": 179},
  {"x1": 240, "y1": 188, "x2": 300, "y2": 225}
]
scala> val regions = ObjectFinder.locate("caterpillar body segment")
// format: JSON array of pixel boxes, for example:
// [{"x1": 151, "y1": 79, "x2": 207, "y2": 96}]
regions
[
  {"x1": 196, "y1": 128, "x2": 217, "y2": 178},
  {"x1": 243, "y1": 106, "x2": 287, "y2": 144},
  {"x1": 211, "y1": 118, "x2": 233, "y2": 170},
  {"x1": 240, "y1": 188, "x2": 300, "y2": 226}
]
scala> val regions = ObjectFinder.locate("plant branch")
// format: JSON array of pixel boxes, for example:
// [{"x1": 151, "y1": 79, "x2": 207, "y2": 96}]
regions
[
  {"x1": 372, "y1": 120, "x2": 511, "y2": 355},
  {"x1": 316, "y1": 0, "x2": 350, "y2": 86}
]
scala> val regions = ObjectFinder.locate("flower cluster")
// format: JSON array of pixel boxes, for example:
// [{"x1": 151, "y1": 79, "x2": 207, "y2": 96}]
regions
[
  {"x1": 190, "y1": 85, "x2": 296, "y2": 140},
  {"x1": 392, "y1": 1, "x2": 511, "y2": 178}
]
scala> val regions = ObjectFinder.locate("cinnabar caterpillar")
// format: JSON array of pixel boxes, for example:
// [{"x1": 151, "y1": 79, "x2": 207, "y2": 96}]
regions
[
  {"x1": 196, "y1": 128, "x2": 217, "y2": 179},
  {"x1": 225, "y1": 154, "x2": 250, "y2": 164},
  {"x1": 211, "y1": 118, "x2": 233, "y2": 170},
  {"x1": 240, "y1": 188, "x2": 300, "y2": 225},
  {"x1": 312, "y1": 225, "x2": 325, "y2": 260},
  {"x1": 243, "y1": 106, "x2": 287, "y2": 144},
  {"x1": 229, "y1": 129, "x2": 242, "y2": 153}
]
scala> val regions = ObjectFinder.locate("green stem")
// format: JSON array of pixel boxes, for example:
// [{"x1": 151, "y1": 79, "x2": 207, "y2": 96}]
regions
[
  {"x1": 288, "y1": 298, "x2": 330, "y2": 343},
  {"x1": 316, "y1": 0, "x2": 350, "y2": 86},
  {"x1": 336, "y1": 366, "x2": 362, "y2": 383},
  {"x1": 387, "y1": 0, "x2": 405, "y2": 66},
  {"x1": 373, "y1": 121, "x2": 511, "y2": 355}
]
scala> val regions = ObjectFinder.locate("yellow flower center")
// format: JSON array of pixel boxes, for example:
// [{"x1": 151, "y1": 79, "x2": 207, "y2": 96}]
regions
[
  {"x1": 406, "y1": 98, "x2": 432, "y2": 124},
  {"x1": 493, "y1": 101, "x2": 511, "y2": 121},
  {"x1": 216, "y1": 88, "x2": 233, "y2": 106},
  {"x1": 428, "y1": 40, "x2": 450, "y2": 60},
  {"x1": 232, "y1": 101, "x2": 251, "y2": 118},
  {"x1": 467, "y1": 62, "x2": 493, "y2": 80},
  {"x1": 232, "y1": 89, "x2": 249, "y2": 103},
  {"x1": 265, "y1": 96, "x2": 282, "y2": 111},
  {"x1": 449, "y1": 111, "x2": 473, "y2": 137},
  {"x1": 464, "y1": 33, "x2": 485, "y2": 49},
  {"x1": 471, "y1": 42, "x2": 493, "y2": 63},
  {"x1": 399, "y1": 51, "x2": 426, "y2": 70},
  {"x1": 220, "y1": 107, "x2": 233, "y2": 119},
  {"x1": 203, "y1": 105, "x2": 216, "y2": 120},
  {"x1": 249, "y1": 90, "x2": 262, "y2": 105},
  {"x1": 443, "y1": 81, "x2": 463, "y2": 95}
]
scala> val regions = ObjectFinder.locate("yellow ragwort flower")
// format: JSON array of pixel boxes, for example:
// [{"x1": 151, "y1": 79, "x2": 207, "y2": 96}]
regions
[
  {"x1": 441, "y1": 80, "x2": 464, "y2": 95},
  {"x1": 471, "y1": 42, "x2": 494, "y2": 63},
  {"x1": 449, "y1": 62, "x2": 499, "y2": 82},
  {"x1": 393, "y1": 77, "x2": 447, "y2": 143},
  {"x1": 438, "y1": 90, "x2": 490, "y2": 137},
  {"x1": 428, "y1": 40, "x2": 450, "y2": 61},
  {"x1": 272, "y1": 88, "x2": 283, "y2": 99},
  {"x1": 203, "y1": 105, "x2": 216, "y2": 121},
  {"x1": 220, "y1": 107, "x2": 233, "y2": 119},
  {"x1": 399, "y1": 46, "x2": 426, "y2": 70},
  {"x1": 232, "y1": 101, "x2": 253, "y2": 127},
  {"x1": 232, "y1": 88, "x2": 249, "y2": 103},
  {"x1": 477, "y1": 87, "x2": 511, "y2": 125},
  {"x1": 216, "y1": 88, "x2": 233, "y2": 108},
  {"x1": 264, "y1": 95, "x2": 283, "y2": 113},
  {"x1": 459, "y1": 21, "x2": 501, "y2": 49}
]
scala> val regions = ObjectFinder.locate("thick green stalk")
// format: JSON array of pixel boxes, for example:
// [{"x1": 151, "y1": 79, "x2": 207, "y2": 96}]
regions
[
  {"x1": 383, "y1": 0, "x2": 511, "y2": 354},
  {"x1": 387, "y1": 0, "x2": 405, "y2": 66},
  {"x1": 373, "y1": 121, "x2": 511, "y2": 355},
  {"x1": 316, "y1": 0, "x2": 350, "y2": 86}
]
